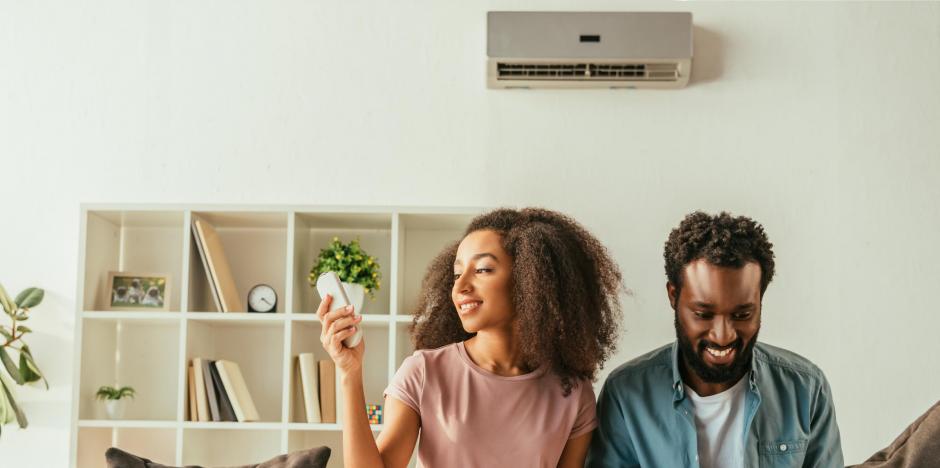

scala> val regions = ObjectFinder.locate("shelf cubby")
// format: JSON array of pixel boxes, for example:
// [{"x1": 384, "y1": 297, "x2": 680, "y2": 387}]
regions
[
  {"x1": 181, "y1": 428, "x2": 281, "y2": 466},
  {"x1": 396, "y1": 213, "x2": 474, "y2": 315},
  {"x1": 77, "y1": 427, "x2": 176, "y2": 468},
  {"x1": 287, "y1": 429, "x2": 393, "y2": 468},
  {"x1": 82, "y1": 210, "x2": 185, "y2": 312},
  {"x1": 185, "y1": 319, "x2": 286, "y2": 422},
  {"x1": 78, "y1": 318, "x2": 180, "y2": 421},
  {"x1": 187, "y1": 211, "x2": 288, "y2": 313},
  {"x1": 292, "y1": 212, "x2": 393, "y2": 315},
  {"x1": 395, "y1": 322, "x2": 416, "y2": 371}
]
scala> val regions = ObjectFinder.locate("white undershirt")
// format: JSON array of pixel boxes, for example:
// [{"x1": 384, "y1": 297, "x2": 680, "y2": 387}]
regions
[{"x1": 684, "y1": 375, "x2": 748, "y2": 468}]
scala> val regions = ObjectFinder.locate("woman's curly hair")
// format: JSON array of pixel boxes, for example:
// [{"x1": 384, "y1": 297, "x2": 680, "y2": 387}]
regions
[
  {"x1": 664, "y1": 211, "x2": 776, "y2": 298},
  {"x1": 411, "y1": 208, "x2": 624, "y2": 396}
]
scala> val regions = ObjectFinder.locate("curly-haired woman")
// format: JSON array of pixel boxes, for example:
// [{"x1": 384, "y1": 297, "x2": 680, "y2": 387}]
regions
[{"x1": 317, "y1": 208, "x2": 624, "y2": 468}]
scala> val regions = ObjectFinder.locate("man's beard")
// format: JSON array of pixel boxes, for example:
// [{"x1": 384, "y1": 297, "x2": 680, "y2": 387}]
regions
[{"x1": 675, "y1": 314, "x2": 758, "y2": 384}]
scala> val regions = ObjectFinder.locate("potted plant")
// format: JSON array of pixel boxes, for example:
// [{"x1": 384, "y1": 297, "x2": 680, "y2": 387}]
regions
[
  {"x1": 309, "y1": 237, "x2": 381, "y2": 314},
  {"x1": 0, "y1": 284, "x2": 48, "y2": 438},
  {"x1": 96, "y1": 385, "x2": 136, "y2": 419}
]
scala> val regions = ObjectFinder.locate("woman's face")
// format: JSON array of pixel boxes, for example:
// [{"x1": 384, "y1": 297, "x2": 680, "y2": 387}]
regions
[{"x1": 451, "y1": 229, "x2": 514, "y2": 333}]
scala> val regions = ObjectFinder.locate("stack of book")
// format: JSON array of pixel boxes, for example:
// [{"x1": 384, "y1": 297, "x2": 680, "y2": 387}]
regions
[
  {"x1": 295, "y1": 353, "x2": 336, "y2": 423},
  {"x1": 191, "y1": 216, "x2": 244, "y2": 312},
  {"x1": 188, "y1": 358, "x2": 259, "y2": 422}
]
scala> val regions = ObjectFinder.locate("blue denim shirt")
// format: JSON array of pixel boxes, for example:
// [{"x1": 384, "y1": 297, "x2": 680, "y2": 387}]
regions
[{"x1": 586, "y1": 341, "x2": 843, "y2": 468}]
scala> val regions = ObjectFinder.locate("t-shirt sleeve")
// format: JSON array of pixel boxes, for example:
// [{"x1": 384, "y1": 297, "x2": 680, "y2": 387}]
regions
[
  {"x1": 383, "y1": 352, "x2": 426, "y2": 415},
  {"x1": 569, "y1": 380, "x2": 599, "y2": 439}
]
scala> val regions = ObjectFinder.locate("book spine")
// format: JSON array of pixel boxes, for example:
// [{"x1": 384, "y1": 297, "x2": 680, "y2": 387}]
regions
[
  {"x1": 187, "y1": 364, "x2": 197, "y2": 422},
  {"x1": 318, "y1": 360, "x2": 336, "y2": 424},
  {"x1": 298, "y1": 353, "x2": 321, "y2": 423},
  {"x1": 209, "y1": 363, "x2": 237, "y2": 422},
  {"x1": 202, "y1": 359, "x2": 221, "y2": 421},
  {"x1": 192, "y1": 358, "x2": 210, "y2": 422},
  {"x1": 215, "y1": 360, "x2": 260, "y2": 422}
]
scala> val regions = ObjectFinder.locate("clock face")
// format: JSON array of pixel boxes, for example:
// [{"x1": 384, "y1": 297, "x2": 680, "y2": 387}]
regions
[{"x1": 248, "y1": 284, "x2": 277, "y2": 312}]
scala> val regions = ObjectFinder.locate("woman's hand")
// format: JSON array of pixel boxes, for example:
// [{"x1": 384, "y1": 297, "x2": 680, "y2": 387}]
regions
[{"x1": 318, "y1": 294, "x2": 365, "y2": 375}]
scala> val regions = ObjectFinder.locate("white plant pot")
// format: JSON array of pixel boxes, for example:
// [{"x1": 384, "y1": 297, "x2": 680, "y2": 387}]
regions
[
  {"x1": 342, "y1": 282, "x2": 366, "y2": 315},
  {"x1": 104, "y1": 399, "x2": 126, "y2": 419}
]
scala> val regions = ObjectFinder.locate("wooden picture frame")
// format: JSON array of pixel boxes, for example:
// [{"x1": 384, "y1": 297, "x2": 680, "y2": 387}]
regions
[{"x1": 104, "y1": 271, "x2": 171, "y2": 311}]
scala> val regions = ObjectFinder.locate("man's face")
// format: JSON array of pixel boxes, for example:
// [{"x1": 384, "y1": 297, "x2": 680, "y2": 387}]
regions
[{"x1": 669, "y1": 259, "x2": 762, "y2": 384}]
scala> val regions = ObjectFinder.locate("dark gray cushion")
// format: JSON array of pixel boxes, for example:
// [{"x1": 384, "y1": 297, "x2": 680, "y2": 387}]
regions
[{"x1": 105, "y1": 446, "x2": 330, "y2": 468}]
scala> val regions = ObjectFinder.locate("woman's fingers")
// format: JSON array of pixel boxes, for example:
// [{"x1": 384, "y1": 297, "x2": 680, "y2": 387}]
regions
[
  {"x1": 316, "y1": 294, "x2": 333, "y2": 319},
  {"x1": 328, "y1": 315, "x2": 362, "y2": 336},
  {"x1": 320, "y1": 304, "x2": 352, "y2": 339},
  {"x1": 331, "y1": 326, "x2": 358, "y2": 349}
]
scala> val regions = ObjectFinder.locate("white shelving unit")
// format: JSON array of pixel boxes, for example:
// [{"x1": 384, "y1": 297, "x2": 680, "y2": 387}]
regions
[{"x1": 70, "y1": 205, "x2": 479, "y2": 468}]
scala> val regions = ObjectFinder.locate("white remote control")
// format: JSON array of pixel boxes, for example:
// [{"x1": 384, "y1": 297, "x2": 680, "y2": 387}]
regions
[{"x1": 315, "y1": 271, "x2": 362, "y2": 347}]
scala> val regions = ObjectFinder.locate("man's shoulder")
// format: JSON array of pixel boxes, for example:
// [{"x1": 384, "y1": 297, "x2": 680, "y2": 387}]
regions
[
  {"x1": 754, "y1": 341, "x2": 830, "y2": 385},
  {"x1": 603, "y1": 343, "x2": 674, "y2": 389}
]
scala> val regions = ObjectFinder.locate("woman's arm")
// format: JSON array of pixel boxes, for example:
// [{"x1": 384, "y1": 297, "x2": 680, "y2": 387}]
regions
[
  {"x1": 374, "y1": 395, "x2": 420, "y2": 466},
  {"x1": 557, "y1": 431, "x2": 593, "y2": 468},
  {"x1": 319, "y1": 296, "x2": 419, "y2": 468}
]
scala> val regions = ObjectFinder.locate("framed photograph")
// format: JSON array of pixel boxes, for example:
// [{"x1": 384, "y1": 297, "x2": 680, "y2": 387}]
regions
[{"x1": 105, "y1": 271, "x2": 171, "y2": 311}]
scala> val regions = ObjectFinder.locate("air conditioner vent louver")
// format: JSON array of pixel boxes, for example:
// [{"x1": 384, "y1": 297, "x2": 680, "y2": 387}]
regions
[
  {"x1": 496, "y1": 63, "x2": 679, "y2": 81},
  {"x1": 487, "y1": 12, "x2": 693, "y2": 89}
]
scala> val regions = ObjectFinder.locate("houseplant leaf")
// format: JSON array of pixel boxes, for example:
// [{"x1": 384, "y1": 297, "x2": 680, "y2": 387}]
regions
[
  {"x1": 0, "y1": 379, "x2": 11, "y2": 425},
  {"x1": 19, "y1": 345, "x2": 46, "y2": 389},
  {"x1": 0, "y1": 372, "x2": 27, "y2": 428},
  {"x1": 0, "y1": 347, "x2": 24, "y2": 385},
  {"x1": 0, "y1": 285, "x2": 13, "y2": 315},
  {"x1": 14, "y1": 288, "x2": 43, "y2": 309}
]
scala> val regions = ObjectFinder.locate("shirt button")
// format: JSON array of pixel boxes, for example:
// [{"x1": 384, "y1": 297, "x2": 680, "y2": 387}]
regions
[{"x1": 779, "y1": 444, "x2": 788, "y2": 452}]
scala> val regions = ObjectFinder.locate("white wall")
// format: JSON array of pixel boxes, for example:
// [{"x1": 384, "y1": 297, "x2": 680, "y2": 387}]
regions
[{"x1": 2, "y1": 1, "x2": 939, "y2": 465}]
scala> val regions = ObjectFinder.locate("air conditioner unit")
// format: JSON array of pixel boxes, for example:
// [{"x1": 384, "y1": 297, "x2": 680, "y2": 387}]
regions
[{"x1": 487, "y1": 12, "x2": 693, "y2": 89}]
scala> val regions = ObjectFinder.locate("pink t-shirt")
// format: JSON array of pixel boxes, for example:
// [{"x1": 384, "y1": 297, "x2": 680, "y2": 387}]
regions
[{"x1": 383, "y1": 341, "x2": 597, "y2": 468}]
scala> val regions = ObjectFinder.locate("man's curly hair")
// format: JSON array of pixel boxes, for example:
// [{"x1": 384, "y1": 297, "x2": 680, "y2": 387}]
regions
[
  {"x1": 411, "y1": 208, "x2": 623, "y2": 396},
  {"x1": 664, "y1": 211, "x2": 776, "y2": 298}
]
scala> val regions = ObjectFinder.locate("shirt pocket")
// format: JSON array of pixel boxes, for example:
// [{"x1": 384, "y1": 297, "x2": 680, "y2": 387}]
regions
[{"x1": 758, "y1": 438, "x2": 807, "y2": 468}]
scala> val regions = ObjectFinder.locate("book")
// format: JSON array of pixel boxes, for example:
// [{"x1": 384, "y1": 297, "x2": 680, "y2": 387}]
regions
[
  {"x1": 298, "y1": 353, "x2": 321, "y2": 423},
  {"x1": 192, "y1": 358, "x2": 210, "y2": 422},
  {"x1": 191, "y1": 218, "x2": 223, "y2": 312},
  {"x1": 208, "y1": 361, "x2": 237, "y2": 422},
  {"x1": 192, "y1": 217, "x2": 244, "y2": 312},
  {"x1": 187, "y1": 364, "x2": 197, "y2": 421},
  {"x1": 318, "y1": 360, "x2": 336, "y2": 423},
  {"x1": 201, "y1": 359, "x2": 220, "y2": 421},
  {"x1": 215, "y1": 360, "x2": 260, "y2": 422}
]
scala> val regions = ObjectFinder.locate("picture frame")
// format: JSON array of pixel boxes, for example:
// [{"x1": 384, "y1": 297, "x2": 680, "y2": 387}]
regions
[{"x1": 104, "y1": 271, "x2": 171, "y2": 311}]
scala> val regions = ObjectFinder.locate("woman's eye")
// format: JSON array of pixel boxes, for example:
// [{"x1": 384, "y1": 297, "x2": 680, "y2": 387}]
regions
[
  {"x1": 694, "y1": 311, "x2": 712, "y2": 319},
  {"x1": 733, "y1": 313, "x2": 751, "y2": 320},
  {"x1": 475, "y1": 268, "x2": 493, "y2": 274},
  {"x1": 453, "y1": 272, "x2": 462, "y2": 279}
]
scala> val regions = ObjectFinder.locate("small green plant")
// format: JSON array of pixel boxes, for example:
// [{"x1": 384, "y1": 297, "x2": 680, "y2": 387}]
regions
[
  {"x1": 95, "y1": 385, "x2": 136, "y2": 401},
  {"x1": 308, "y1": 237, "x2": 381, "y2": 298},
  {"x1": 0, "y1": 284, "x2": 48, "y2": 437}
]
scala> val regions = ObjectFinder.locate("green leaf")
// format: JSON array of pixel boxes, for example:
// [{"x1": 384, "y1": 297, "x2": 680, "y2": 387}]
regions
[
  {"x1": 14, "y1": 288, "x2": 43, "y2": 309},
  {"x1": 0, "y1": 327, "x2": 12, "y2": 341},
  {"x1": 0, "y1": 373, "x2": 27, "y2": 428},
  {"x1": 0, "y1": 347, "x2": 24, "y2": 385},
  {"x1": 0, "y1": 380, "x2": 13, "y2": 427},
  {"x1": 0, "y1": 284, "x2": 13, "y2": 315},
  {"x1": 19, "y1": 345, "x2": 47, "y2": 389},
  {"x1": 13, "y1": 313, "x2": 28, "y2": 322},
  {"x1": 16, "y1": 325, "x2": 31, "y2": 334},
  {"x1": 18, "y1": 352, "x2": 39, "y2": 384}
]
